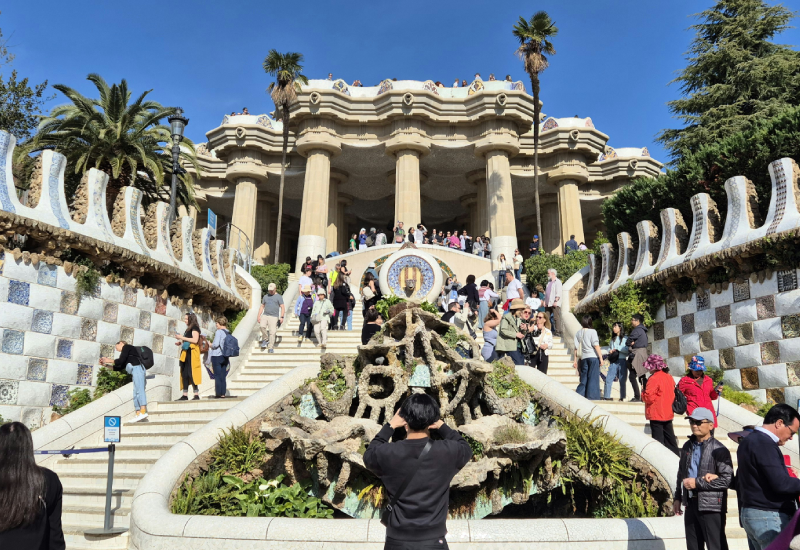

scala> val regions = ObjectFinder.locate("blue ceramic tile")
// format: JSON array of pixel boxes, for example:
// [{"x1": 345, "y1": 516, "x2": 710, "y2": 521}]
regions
[
  {"x1": 8, "y1": 280, "x2": 29, "y2": 306},
  {"x1": 2, "y1": 329, "x2": 24, "y2": 354},
  {"x1": 0, "y1": 250, "x2": 4, "y2": 275},
  {"x1": 77, "y1": 364, "x2": 93, "y2": 385},
  {"x1": 0, "y1": 380, "x2": 19, "y2": 404},
  {"x1": 50, "y1": 384, "x2": 69, "y2": 407},
  {"x1": 56, "y1": 339, "x2": 73, "y2": 359},
  {"x1": 27, "y1": 358, "x2": 48, "y2": 381},
  {"x1": 37, "y1": 264, "x2": 58, "y2": 287},
  {"x1": 31, "y1": 309, "x2": 54, "y2": 334}
]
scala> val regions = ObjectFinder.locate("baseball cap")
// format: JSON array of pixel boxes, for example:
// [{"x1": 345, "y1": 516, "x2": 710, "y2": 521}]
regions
[
  {"x1": 686, "y1": 407, "x2": 714, "y2": 423},
  {"x1": 534, "y1": 235, "x2": 539, "y2": 239},
  {"x1": 688, "y1": 356, "x2": 705, "y2": 371},
  {"x1": 316, "y1": 288, "x2": 326, "y2": 295},
  {"x1": 268, "y1": 283, "x2": 277, "y2": 291}
]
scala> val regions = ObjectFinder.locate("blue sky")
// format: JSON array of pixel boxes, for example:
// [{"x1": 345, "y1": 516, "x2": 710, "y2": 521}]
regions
[{"x1": 2, "y1": 1, "x2": 799, "y2": 164}]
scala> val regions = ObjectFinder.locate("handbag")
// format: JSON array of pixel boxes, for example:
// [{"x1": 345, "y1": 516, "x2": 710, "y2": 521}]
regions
[
  {"x1": 575, "y1": 330, "x2": 584, "y2": 359},
  {"x1": 381, "y1": 439, "x2": 432, "y2": 527},
  {"x1": 608, "y1": 349, "x2": 619, "y2": 363},
  {"x1": 363, "y1": 286, "x2": 375, "y2": 300}
]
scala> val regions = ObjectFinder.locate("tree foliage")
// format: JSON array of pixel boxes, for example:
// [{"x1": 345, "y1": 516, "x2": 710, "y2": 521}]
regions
[
  {"x1": 658, "y1": 0, "x2": 800, "y2": 161},
  {"x1": 250, "y1": 263, "x2": 291, "y2": 294},
  {"x1": 524, "y1": 250, "x2": 589, "y2": 291},
  {"x1": 603, "y1": 105, "x2": 800, "y2": 240},
  {"x1": 0, "y1": 70, "x2": 50, "y2": 142}
]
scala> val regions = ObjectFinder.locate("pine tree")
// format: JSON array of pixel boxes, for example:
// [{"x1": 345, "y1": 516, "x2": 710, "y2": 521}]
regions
[{"x1": 658, "y1": 0, "x2": 800, "y2": 162}]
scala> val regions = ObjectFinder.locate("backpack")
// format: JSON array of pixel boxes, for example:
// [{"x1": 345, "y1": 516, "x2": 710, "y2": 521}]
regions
[
  {"x1": 221, "y1": 331, "x2": 240, "y2": 358},
  {"x1": 137, "y1": 346, "x2": 155, "y2": 369},
  {"x1": 366, "y1": 234, "x2": 375, "y2": 246},
  {"x1": 673, "y1": 385, "x2": 688, "y2": 415},
  {"x1": 199, "y1": 335, "x2": 210, "y2": 354}
]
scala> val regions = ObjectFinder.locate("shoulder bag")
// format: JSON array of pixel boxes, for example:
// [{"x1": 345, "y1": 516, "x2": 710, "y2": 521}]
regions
[
  {"x1": 575, "y1": 329, "x2": 584, "y2": 359},
  {"x1": 381, "y1": 439, "x2": 433, "y2": 527}
]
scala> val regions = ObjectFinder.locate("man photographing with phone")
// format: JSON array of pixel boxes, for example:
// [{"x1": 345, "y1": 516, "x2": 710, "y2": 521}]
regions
[{"x1": 364, "y1": 394, "x2": 472, "y2": 549}]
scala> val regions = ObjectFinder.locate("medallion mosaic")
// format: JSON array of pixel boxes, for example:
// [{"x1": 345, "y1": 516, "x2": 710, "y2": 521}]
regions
[
  {"x1": 733, "y1": 282, "x2": 751, "y2": 302},
  {"x1": 60, "y1": 291, "x2": 78, "y2": 315},
  {"x1": 48, "y1": 155, "x2": 70, "y2": 229},
  {"x1": 2, "y1": 329, "x2": 24, "y2": 354},
  {"x1": 103, "y1": 301, "x2": 118, "y2": 323},
  {"x1": 332, "y1": 79, "x2": 351, "y2": 96},
  {"x1": 56, "y1": 338, "x2": 73, "y2": 359},
  {"x1": 657, "y1": 210, "x2": 672, "y2": 267},
  {"x1": 634, "y1": 224, "x2": 647, "y2": 274},
  {"x1": 782, "y1": 314, "x2": 800, "y2": 339},
  {"x1": 665, "y1": 296, "x2": 677, "y2": 319},
  {"x1": 614, "y1": 234, "x2": 626, "y2": 283},
  {"x1": 387, "y1": 255, "x2": 435, "y2": 299},
  {"x1": 467, "y1": 80, "x2": 484, "y2": 95},
  {"x1": 598, "y1": 147, "x2": 617, "y2": 161},
  {"x1": 255, "y1": 115, "x2": 273, "y2": 129},
  {"x1": 761, "y1": 341, "x2": 780, "y2": 365},
  {"x1": 766, "y1": 160, "x2": 789, "y2": 235},
  {"x1": 139, "y1": 310, "x2": 151, "y2": 331},
  {"x1": 37, "y1": 263, "x2": 58, "y2": 287},
  {"x1": 0, "y1": 380, "x2": 19, "y2": 405},
  {"x1": 32, "y1": 309, "x2": 53, "y2": 334},
  {"x1": 27, "y1": 358, "x2": 47, "y2": 381},
  {"x1": 778, "y1": 270, "x2": 798, "y2": 293},
  {"x1": 716, "y1": 305, "x2": 731, "y2": 327},
  {"x1": 756, "y1": 295, "x2": 776, "y2": 320},
  {"x1": 681, "y1": 314, "x2": 695, "y2": 335},
  {"x1": 542, "y1": 118, "x2": 558, "y2": 131},
  {"x1": 80, "y1": 318, "x2": 97, "y2": 341},
  {"x1": 721, "y1": 179, "x2": 741, "y2": 250},
  {"x1": 696, "y1": 290, "x2": 710, "y2": 311},
  {"x1": 92, "y1": 172, "x2": 113, "y2": 242},
  {"x1": 77, "y1": 364, "x2": 93, "y2": 386},
  {"x1": 377, "y1": 80, "x2": 393, "y2": 94},
  {"x1": 683, "y1": 195, "x2": 704, "y2": 262},
  {"x1": 50, "y1": 384, "x2": 69, "y2": 408},
  {"x1": 421, "y1": 80, "x2": 439, "y2": 95},
  {"x1": 128, "y1": 189, "x2": 150, "y2": 257},
  {"x1": 719, "y1": 348, "x2": 736, "y2": 370},
  {"x1": 741, "y1": 367, "x2": 759, "y2": 390},
  {"x1": 123, "y1": 286, "x2": 137, "y2": 306},
  {"x1": 160, "y1": 208, "x2": 173, "y2": 261},
  {"x1": 0, "y1": 132, "x2": 16, "y2": 213},
  {"x1": 8, "y1": 279, "x2": 30, "y2": 306}
]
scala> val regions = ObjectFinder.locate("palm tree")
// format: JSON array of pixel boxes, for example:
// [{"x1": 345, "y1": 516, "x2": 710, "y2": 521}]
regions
[
  {"x1": 263, "y1": 50, "x2": 308, "y2": 265},
  {"x1": 513, "y1": 12, "x2": 558, "y2": 252},
  {"x1": 21, "y1": 73, "x2": 199, "y2": 212}
]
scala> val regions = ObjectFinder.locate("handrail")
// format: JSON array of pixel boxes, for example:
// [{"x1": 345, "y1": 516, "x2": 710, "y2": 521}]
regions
[{"x1": 224, "y1": 222, "x2": 253, "y2": 272}]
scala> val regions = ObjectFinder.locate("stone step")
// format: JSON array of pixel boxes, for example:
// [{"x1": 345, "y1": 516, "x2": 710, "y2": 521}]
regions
[
  {"x1": 118, "y1": 419, "x2": 211, "y2": 432},
  {"x1": 63, "y1": 524, "x2": 129, "y2": 549},
  {"x1": 57, "y1": 471, "x2": 146, "y2": 490},
  {"x1": 62, "y1": 485, "x2": 134, "y2": 508},
  {"x1": 228, "y1": 380, "x2": 282, "y2": 390},
  {"x1": 154, "y1": 398, "x2": 244, "y2": 412},
  {"x1": 53, "y1": 459, "x2": 151, "y2": 475},
  {"x1": 62, "y1": 505, "x2": 130, "y2": 529},
  {"x1": 237, "y1": 369, "x2": 295, "y2": 378}
]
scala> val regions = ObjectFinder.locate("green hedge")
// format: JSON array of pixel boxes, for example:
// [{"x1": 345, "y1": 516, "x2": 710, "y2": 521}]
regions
[
  {"x1": 524, "y1": 251, "x2": 590, "y2": 291},
  {"x1": 251, "y1": 264, "x2": 291, "y2": 295},
  {"x1": 603, "y1": 105, "x2": 800, "y2": 241}
]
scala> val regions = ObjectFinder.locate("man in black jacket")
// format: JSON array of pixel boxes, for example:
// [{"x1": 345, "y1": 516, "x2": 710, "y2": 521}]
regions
[
  {"x1": 674, "y1": 407, "x2": 733, "y2": 550},
  {"x1": 100, "y1": 341, "x2": 148, "y2": 423},
  {"x1": 364, "y1": 394, "x2": 472, "y2": 549},
  {"x1": 737, "y1": 403, "x2": 800, "y2": 550}
]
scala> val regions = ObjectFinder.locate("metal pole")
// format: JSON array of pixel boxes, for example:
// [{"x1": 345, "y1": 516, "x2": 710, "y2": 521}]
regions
[
  {"x1": 103, "y1": 443, "x2": 115, "y2": 531},
  {"x1": 168, "y1": 141, "x2": 180, "y2": 224}
]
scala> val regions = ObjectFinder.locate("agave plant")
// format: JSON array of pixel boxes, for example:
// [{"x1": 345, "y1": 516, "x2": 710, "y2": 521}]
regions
[{"x1": 21, "y1": 73, "x2": 199, "y2": 211}]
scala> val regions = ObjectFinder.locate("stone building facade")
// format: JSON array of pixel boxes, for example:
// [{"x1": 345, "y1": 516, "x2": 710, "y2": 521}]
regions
[{"x1": 190, "y1": 78, "x2": 662, "y2": 270}]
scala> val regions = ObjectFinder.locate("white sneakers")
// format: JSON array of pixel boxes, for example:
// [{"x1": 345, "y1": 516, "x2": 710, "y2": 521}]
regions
[{"x1": 128, "y1": 412, "x2": 149, "y2": 423}]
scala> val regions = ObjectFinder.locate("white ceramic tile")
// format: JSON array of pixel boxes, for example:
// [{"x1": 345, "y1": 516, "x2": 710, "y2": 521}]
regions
[
  {"x1": 0, "y1": 405, "x2": 21, "y2": 422},
  {"x1": 743, "y1": 388, "x2": 766, "y2": 403},
  {"x1": 96, "y1": 321, "x2": 121, "y2": 344},
  {"x1": 133, "y1": 329, "x2": 153, "y2": 347},
  {"x1": 722, "y1": 369, "x2": 742, "y2": 390},
  {"x1": 776, "y1": 289, "x2": 800, "y2": 317},
  {"x1": 46, "y1": 360, "x2": 79, "y2": 385},
  {"x1": 166, "y1": 301, "x2": 183, "y2": 319},
  {"x1": 72, "y1": 340, "x2": 101, "y2": 364},
  {"x1": 50, "y1": 313, "x2": 82, "y2": 339},
  {"x1": 712, "y1": 326, "x2": 737, "y2": 349},
  {"x1": 0, "y1": 353, "x2": 28, "y2": 380},
  {"x1": 56, "y1": 268, "x2": 77, "y2": 292},
  {"x1": 753, "y1": 318, "x2": 782, "y2": 343},
  {"x1": 77, "y1": 296, "x2": 103, "y2": 320},
  {"x1": 667, "y1": 357, "x2": 685, "y2": 376},
  {"x1": 117, "y1": 304, "x2": 139, "y2": 328},
  {"x1": 734, "y1": 343, "x2": 762, "y2": 369},
  {"x1": 757, "y1": 363, "x2": 789, "y2": 388},
  {"x1": 150, "y1": 313, "x2": 169, "y2": 335},
  {"x1": 16, "y1": 381, "x2": 51, "y2": 407},
  {"x1": 779, "y1": 338, "x2": 800, "y2": 363},
  {"x1": 654, "y1": 303, "x2": 666, "y2": 322},
  {"x1": 664, "y1": 317, "x2": 682, "y2": 339},
  {"x1": 750, "y1": 275, "x2": 778, "y2": 299},
  {"x1": 710, "y1": 286, "x2": 733, "y2": 309},
  {"x1": 694, "y1": 309, "x2": 716, "y2": 332},
  {"x1": 677, "y1": 297, "x2": 697, "y2": 317},
  {"x1": 4, "y1": 259, "x2": 39, "y2": 283},
  {"x1": 137, "y1": 293, "x2": 156, "y2": 313},
  {"x1": 23, "y1": 333, "x2": 56, "y2": 359},
  {"x1": 0, "y1": 302, "x2": 34, "y2": 331},
  {"x1": 652, "y1": 340, "x2": 668, "y2": 358},
  {"x1": 679, "y1": 333, "x2": 701, "y2": 355},
  {"x1": 731, "y1": 299, "x2": 757, "y2": 324},
  {"x1": 0, "y1": 276, "x2": 9, "y2": 302},
  {"x1": 702, "y1": 349, "x2": 720, "y2": 369},
  {"x1": 100, "y1": 283, "x2": 124, "y2": 303},
  {"x1": 27, "y1": 284, "x2": 62, "y2": 312}
]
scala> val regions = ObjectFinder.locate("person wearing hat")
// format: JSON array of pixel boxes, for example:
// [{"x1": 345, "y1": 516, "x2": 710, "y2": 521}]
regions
[
  {"x1": 678, "y1": 356, "x2": 722, "y2": 428},
  {"x1": 737, "y1": 403, "x2": 800, "y2": 550},
  {"x1": 529, "y1": 235, "x2": 540, "y2": 257},
  {"x1": 311, "y1": 288, "x2": 335, "y2": 349},
  {"x1": 257, "y1": 282, "x2": 285, "y2": 352},
  {"x1": 673, "y1": 407, "x2": 733, "y2": 550},
  {"x1": 641, "y1": 354, "x2": 679, "y2": 455},
  {"x1": 295, "y1": 285, "x2": 315, "y2": 342},
  {"x1": 495, "y1": 298, "x2": 526, "y2": 365}
]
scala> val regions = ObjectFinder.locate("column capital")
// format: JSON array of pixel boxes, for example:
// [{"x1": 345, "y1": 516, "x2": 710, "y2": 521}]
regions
[
  {"x1": 538, "y1": 193, "x2": 559, "y2": 206},
  {"x1": 330, "y1": 168, "x2": 349, "y2": 185},
  {"x1": 296, "y1": 131, "x2": 342, "y2": 157},
  {"x1": 474, "y1": 133, "x2": 520, "y2": 158},
  {"x1": 385, "y1": 134, "x2": 431, "y2": 157},
  {"x1": 338, "y1": 193, "x2": 354, "y2": 207},
  {"x1": 547, "y1": 166, "x2": 590, "y2": 186},
  {"x1": 466, "y1": 169, "x2": 486, "y2": 186},
  {"x1": 226, "y1": 165, "x2": 268, "y2": 184},
  {"x1": 460, "y1": 193, "x2": 477, "y2": 207}
]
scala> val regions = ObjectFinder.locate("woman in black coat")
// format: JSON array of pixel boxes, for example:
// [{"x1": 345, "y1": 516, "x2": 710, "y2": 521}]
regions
[
  {"x1": 0, "y1": 422, "x2": 65, "y2": 550},
  {"x1": 458, "y1": 274, "x2": 480, "y2": 309},
  {"x1": 330, "y1": 277, "x2": 352, "y2": 330}
]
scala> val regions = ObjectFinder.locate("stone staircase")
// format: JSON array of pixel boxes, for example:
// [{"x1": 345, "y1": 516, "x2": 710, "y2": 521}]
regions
[{"x1": 547, "y1": 355, "x2": 750, "y2": 548}]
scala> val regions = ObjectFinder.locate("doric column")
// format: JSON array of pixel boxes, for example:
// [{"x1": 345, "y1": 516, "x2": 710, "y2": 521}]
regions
[
  {"x1": 467, "y1": 170, "x2": 488, "y2": 239},
  {"x1": 230, "y1": 178, "x2": 258, "y2": 249},
  {"x1": 460, "y1": 193, "x2": 478, "y2": 239},
  {"x1": 386, "y1": 135, "x2": 431, "y2": 231},
  {"x1": 326, "y1": 171, "x2": 348, "y2": 255},
  {"x1": 484, "y1": 150, "x2": 518, "y2": 262},
  {"x1": 540, "y1": 195, "x2": 561, "y2": 255},
  {"x1": 269, "y1": 217, "x2": 279, "y2": 262},
  {"x1": 253, "y1": 196, "x2": 275, "y2": 265},
  {"x1": 337, "y1": 194, "x2": 353, "y2": 252},
  {"x1": 295, "y1": 131, "x2": 341, "y2": 272},
  {"x1": 556, "y1": 180, "x2": 586, "y2": 249}
]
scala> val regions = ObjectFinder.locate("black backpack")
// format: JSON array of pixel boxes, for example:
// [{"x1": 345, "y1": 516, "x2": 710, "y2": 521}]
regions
[
  {"x1": 138, "y1": 346, "x2": 155, "y2": 369},
  {"x1": 673, "y1": 385, "x2": 688, "y2": 415}
]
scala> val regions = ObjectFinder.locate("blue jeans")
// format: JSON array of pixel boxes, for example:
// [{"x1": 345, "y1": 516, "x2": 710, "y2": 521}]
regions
[
  {"x1": 346, "y1": 308, "x2": 353, "y2": 330},
  {"x1": 335, "y1": 306, "x2": 350, "y2": 329},
  {"x1": 211, "y1": 356, "x2": 229, "y2": 397},
  {"x1": 604, "y1": 362, "x2": 620, "y2": 399},
  {"x1": 515, "y1": 268, "x2": 521, "y2": 280},
  {"x1": 499, "y1": 350, "x2": 524, "y2": 365},
  {"x1": 125, "y1": 363, "x2": 147, "y2": 409},
  {"x1": 577, "y1": 357, "x2": 601, "y2": 400},
  {"x1": 298, "y1": 313, "x2": 312, "y2": 337},
  {"x1": 741, "y1": 508, "x2": 791, "y2": 550}
]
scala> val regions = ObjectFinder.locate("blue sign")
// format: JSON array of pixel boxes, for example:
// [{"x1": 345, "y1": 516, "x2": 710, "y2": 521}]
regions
[
  {"x1": 104, "y1": 416, "x2": 121, "y2": 443},
  {"x1": 207, "y1": 209, "x2": 217, "y2": 237}
]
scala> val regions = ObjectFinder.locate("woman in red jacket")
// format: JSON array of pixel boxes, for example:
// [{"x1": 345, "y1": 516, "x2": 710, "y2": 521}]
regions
[
  {"x1": 678, "y1": 355, "x2": 722, "y2": 428},
  {"x1": 641, "y1": 354, "x2": 679, "y2": 455}
]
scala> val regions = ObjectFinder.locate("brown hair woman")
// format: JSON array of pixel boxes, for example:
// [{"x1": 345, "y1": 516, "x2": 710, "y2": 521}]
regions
[{"x1": 174, "y1": 312, "x2": 202, "y2": 400}]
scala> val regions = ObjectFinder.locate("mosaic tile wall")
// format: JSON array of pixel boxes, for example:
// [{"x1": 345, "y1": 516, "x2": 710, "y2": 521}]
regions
[
  {"x1": 0, "y1": 253, "x2": 221, "y2": 429},
  {"x1": 650, "y1": 269, "x2": 800, "y2": 406}
]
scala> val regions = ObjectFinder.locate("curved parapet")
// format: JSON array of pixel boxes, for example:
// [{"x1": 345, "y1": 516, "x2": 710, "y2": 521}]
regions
[
  {"x1": 38, "y1": 151, "x2": 72, "y2": 230},
  {"x1": 716, "y1": 176, "x2": 760, "y2": 251},
  {"x1": 115, "y1": 187, "x2": 151, "y2": 257},
  {"x1": 610, "y1": 232, "x2": 635, "y2": 291},
  {"x1": 594, "y1": 242, "x2": 617, "y2": 296},
  {"x1": 654, "y1": 208, "x2": 689, "y2": 271},
  {"x1": 632, "y1": 220, "x2": 659, "y2": 280},
  {"x1": 763, "y1": 158, "x2": 800, "y2": 237},
  {"x1": 680, "y1": 193, "x2": 722, "y2": 265}
]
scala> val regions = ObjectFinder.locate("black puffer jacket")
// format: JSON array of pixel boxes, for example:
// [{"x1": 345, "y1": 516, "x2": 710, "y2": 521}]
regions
[{"x1": 675, "y1": 436, "x2": 733, "y2": 512}]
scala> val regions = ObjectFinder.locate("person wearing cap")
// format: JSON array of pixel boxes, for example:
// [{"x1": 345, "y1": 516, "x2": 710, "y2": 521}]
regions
[
  {"x1": 295, "y1": 285, "x2": 315, "y2": 342},
  {"x1": 641, "y1": 354, "x2": 679, "y2": 455},
  {"x1": 529, "y1": 235, "x2": 540, "y2": 257},
  {"x1": 674, "y1": 407, "x2": 733, "y2": 550},
  {"x1": 678, "y1": 356, "x2": 722, "y2": 428},
  {"x1": 737, "y1": 403, "x2": 800, "y2": 549},
  {"x1": 257, "y1": 282, "x2": 285, "y2": 352},
  {"x1": 496, "y1": 298, "x2": 526, "y2": 365},
  {"x1": 311, "y1": 288, "x2": 335, "y2": 349}
]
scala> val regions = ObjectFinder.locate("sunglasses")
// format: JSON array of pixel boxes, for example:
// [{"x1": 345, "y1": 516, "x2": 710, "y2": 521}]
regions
[{"x1": 688, "y1": 419, "x2": 712, "y2": 426}]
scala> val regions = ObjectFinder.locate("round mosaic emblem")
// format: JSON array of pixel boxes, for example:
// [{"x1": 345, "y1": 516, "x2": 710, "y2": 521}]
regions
[{"x1": 386, "y1": 254, "x2": 435, "y2": 299}]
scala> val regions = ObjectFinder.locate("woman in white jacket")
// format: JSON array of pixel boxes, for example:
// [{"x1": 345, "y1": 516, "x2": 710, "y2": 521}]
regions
[
  {"x1": 496, "y1": 254, "x2": 510, "y2": 290},
  {"x1": 529, "y1": 309, "x2": 553, "y2": 374}
]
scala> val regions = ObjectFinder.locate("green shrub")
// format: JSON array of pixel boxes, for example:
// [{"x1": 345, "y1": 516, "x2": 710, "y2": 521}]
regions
[
  {"x1": 251, "y1": 264, "x2": 291, "y2": 295},
  {"x1": 0, "y1": 414, "x2": 6, "y2": 425},
  {"x1": 93, "y1": 367, "x2": 132, "y2": 399},
  {"x1": 604, "y1": 281, "x2": 655, "y2": 334},
  {"x1": 557, "y1": 414, "x2": 635, "y2": 484},
  {"x1": 721, "y1": 386, "x2": 757, "y2": 407},
  {"x1": 375, "y1": 296, "x2": 439, "y2": 320},
  {"x1": 53, "y1": 388, "x2": 93, "y2": 416},
  {"x1": 225, "y1": 309, "x2": 247, "y2": 332},
  {"x1": 524, "y1": 251, "x2": 589, "y2": 292},
  {"x1": 488, "y1": 361, "x2": 533, "y2": 398},
  {"x1": 75, "y1": 261, "x2": 101, "y2": 300},
  {"x1": 210, "y1": 427, "x2": 267, "y2": 476},
  {"x1": 593, "y1": 479, "x2": 659, "y2": 519},
  {"x1": 463, "y1": 434, "x2": 484, "y2": 460}
]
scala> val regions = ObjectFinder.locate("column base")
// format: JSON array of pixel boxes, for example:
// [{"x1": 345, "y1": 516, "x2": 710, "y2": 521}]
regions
[
  {"x1": 489, "y1": 235, "x2": 518, "y2": 264},
  {"x1": 295, "y1": 234, "x2": 327, "y2": 272}
]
